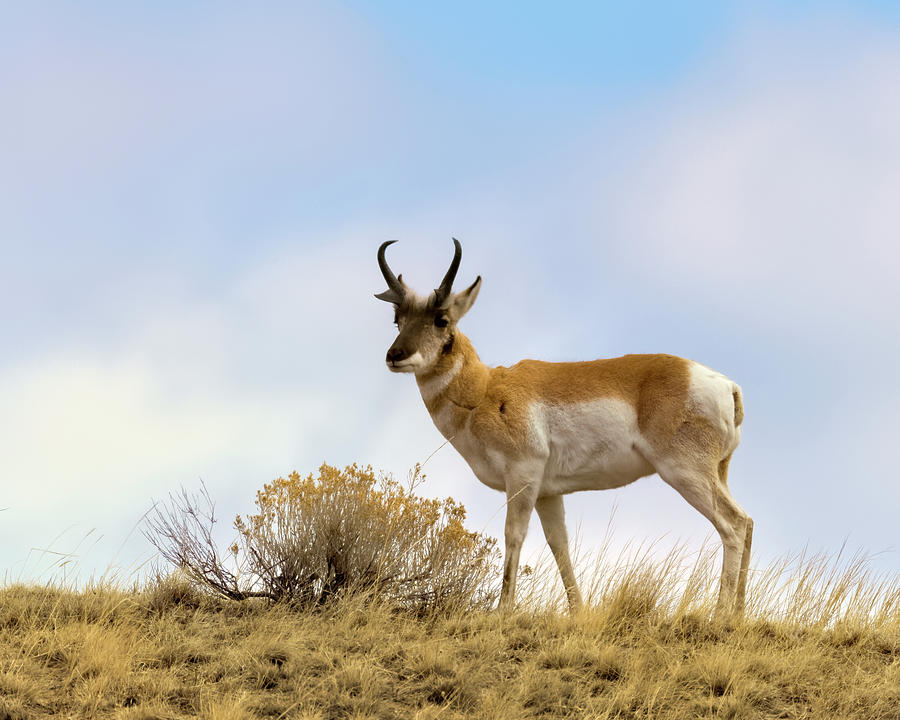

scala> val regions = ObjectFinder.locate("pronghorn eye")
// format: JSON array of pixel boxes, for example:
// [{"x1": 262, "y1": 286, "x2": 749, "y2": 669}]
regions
[{"x1": 434, "y1": 314, "x2": 449, "y2": 328}]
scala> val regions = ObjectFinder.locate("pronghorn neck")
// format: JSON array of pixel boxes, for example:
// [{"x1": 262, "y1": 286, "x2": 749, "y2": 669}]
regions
[{"x1": 415, "y1": 332, "x2": 489, "y2": 414}]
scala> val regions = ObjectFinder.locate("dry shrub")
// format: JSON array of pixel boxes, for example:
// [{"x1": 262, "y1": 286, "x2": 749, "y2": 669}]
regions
[{"x1": 145, "y1": 463, "x2": 498, "y2": 612}]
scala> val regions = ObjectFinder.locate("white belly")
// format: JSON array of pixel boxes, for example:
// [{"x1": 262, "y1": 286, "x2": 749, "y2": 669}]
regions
[
  {"x1": 430, "y1": 397, "x2": 656, "y2": 496},
  {"x1": 535, "y1": 399, "x2": 655, "y2": 494}
]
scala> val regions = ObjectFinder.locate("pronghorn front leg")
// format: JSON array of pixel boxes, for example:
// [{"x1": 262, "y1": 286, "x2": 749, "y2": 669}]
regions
[
  {"x1": 498, "y1": 478, "x2": 539, "y2": 612},
  {"x1": 535, "y1": 495, "x2": 583, "y2": 613}
]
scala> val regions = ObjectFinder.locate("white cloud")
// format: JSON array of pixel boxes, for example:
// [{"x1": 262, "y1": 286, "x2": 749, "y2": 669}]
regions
[{"x1": 0, "y1": 351, "x2": 303, "y2": 574}]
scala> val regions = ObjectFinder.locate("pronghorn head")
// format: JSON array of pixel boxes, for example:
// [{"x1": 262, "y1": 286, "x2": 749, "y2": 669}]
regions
[{"x1": 375, "y1": 238, "x2": 482, "y2": 374}]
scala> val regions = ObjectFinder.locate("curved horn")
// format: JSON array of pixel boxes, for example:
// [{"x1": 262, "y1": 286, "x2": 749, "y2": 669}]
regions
[
  {"x1": 433, "y1": 238, "x2": 462, "y2": 307},
  {"x1": 375, "y1": 240, "x2": 405, "y2": 303}
]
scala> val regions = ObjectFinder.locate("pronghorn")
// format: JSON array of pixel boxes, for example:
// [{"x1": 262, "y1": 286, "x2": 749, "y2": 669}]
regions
[{"x1": 375, "y1": 239, "x2": 753, "y2": 615}]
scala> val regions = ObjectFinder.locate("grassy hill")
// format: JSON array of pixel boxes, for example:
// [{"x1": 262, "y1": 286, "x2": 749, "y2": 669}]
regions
[
  {"x1": 1, "y1": 565, "x2": 898, "y2": 720},
  {"x1": 4, "y1": 465, "x2": 897, "y2": 718}
]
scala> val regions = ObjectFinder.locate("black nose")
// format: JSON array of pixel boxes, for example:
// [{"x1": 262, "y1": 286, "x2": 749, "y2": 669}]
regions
[{"x1": 386, "y1": 347, "x2": 406, "y2": 363}]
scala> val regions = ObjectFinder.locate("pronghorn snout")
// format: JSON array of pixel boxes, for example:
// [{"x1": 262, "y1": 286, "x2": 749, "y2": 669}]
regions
[
  {"x1": 386, "y1": 347, "x2": 407, "y2": 364},
  {"x1": 386, "y1": 345, "x2": 424, "y2": 373}
]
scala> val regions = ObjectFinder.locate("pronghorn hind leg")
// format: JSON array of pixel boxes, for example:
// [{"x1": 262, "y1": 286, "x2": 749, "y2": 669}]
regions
[
  {"x1": 735, "y1": 517, "x2": 754, "y2": 614},
  {"x1": 658, "y1": 464, "x2": 749, "y2": 619},
  {"x1": 719, "y1": 452, "x2": 753, "y2": 615},
  {"x1": 535, "y1": 495, "x2": 583, "y2": 613}
]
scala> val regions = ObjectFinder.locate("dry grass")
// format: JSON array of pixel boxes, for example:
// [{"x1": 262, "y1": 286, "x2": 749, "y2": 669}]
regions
[{"x1": 2, "y1": 543, "x2": 898, "y2": 719}]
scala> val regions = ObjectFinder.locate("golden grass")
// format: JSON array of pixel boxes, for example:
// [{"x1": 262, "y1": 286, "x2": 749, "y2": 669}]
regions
[{"x1": 1, "y1": 543, "x2": 898, "y2": 719}]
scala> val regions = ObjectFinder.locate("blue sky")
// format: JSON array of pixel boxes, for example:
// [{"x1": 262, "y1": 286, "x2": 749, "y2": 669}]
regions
[{"x1": 2, "y1": 1, "x2": 899, "y2": 585}]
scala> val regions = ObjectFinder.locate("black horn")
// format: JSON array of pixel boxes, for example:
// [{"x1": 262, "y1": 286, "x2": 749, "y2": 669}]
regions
[
  {"x1": 375, "y1": 240, "x2": 405, "y2": 303},
  {"x1": 433, "y1": 238, "x2": 462, "y2": 307}
]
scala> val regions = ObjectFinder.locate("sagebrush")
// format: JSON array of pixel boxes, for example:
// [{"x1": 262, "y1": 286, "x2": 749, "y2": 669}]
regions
[{"x1": 145, "y1": 463, "x2": 499, "y2": 610}]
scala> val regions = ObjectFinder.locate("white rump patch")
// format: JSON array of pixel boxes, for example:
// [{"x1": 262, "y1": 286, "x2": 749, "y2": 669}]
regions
[{"x1": 688, "y1": 362, "x2": 741, "y2": 456}]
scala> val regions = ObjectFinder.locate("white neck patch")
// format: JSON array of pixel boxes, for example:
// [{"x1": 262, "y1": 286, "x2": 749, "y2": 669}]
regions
[{"x1": 417, "y1": 354, "x2": 464, "y2": 402}]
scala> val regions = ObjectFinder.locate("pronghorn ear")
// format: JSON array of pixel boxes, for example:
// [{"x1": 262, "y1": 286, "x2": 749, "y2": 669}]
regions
[
  {"x1": 446, "y1": 276, "x2": 481, "y2": 321},
  {"x1": 374, "y1": 273, "x2": 409, "y2": 304}
]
